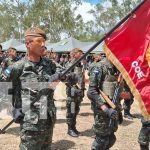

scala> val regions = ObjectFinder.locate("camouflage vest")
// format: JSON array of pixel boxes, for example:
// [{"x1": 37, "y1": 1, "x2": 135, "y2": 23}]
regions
[{"x1": 101, "y1": 60, "x2": 118, "y2": 99}]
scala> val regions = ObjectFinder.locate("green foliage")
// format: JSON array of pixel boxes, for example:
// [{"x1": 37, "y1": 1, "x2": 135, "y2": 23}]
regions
[
  {"x1": 0, "y1": 0, "x2": 143, "y2": 43},
  {"x1": 88, "y1": 0, "x2": 143, "y2": 32}
]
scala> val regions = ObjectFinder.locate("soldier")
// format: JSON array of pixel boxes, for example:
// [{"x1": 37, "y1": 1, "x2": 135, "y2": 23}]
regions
[
  {"x1": 123, "y1": 81, "x2": 135, "y2": 119},
  {"x1": 87, "y1": 58, "x2": 119, "y2": 150},
  {"x1": 1, "y1": 47, "x2": 19, "y2": 69},
  {"x1": 88, "y1": 53, "x2": 102, "y2": 72},
  {"x1": 138, "y1": 117, "x2": 150, "y2": 150},
  {"x1": 65, "y1": 48, "x2": 85, "y2": 137},
  {"x1": 0, "y1": 27, "x2": 63, "y2": 150}
]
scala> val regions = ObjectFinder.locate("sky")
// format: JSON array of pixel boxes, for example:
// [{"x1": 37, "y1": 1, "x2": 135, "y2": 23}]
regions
[
  {"x1": 84, "y1": 0, "x2": 101, "y2": 4},
  {"x1": 75, "y1": 0, "x2": 112, "y2": 23},
  {"x1": 74, "y1": 0, "x2": 101, "y2": 23}
]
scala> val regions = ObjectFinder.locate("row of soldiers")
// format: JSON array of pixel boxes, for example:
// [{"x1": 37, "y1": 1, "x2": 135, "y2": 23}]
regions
[{"x1": 0, "y1": 27, "x2": 149, "y2": 150}]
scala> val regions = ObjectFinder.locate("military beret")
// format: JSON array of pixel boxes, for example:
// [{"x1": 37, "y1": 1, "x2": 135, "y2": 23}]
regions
[{"x1": 24, "y1": 27, "x2": 47, "y2": 40}]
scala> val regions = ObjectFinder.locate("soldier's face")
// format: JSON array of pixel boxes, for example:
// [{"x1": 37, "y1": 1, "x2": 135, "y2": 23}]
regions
[
  {"x1": 25, "y1": 36, "x2": 46, "y2": 57},
  {"x1": 94, "y1": 55, "x2": 101, "y2": 61},
  {"x1": 74, "y1": 52, "x2": 83, "y2": 59},
  {"x1": 8, "y1": 49, "x2": 17, "y2": 58}
]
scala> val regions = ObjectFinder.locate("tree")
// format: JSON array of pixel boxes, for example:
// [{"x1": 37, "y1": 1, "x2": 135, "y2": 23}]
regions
[
  {"x1": 0, "y1": 0, "x2": 84, "y2": 42},
  {"x1": 88, "y1": 0, "x2": 143, "y2": 33}
]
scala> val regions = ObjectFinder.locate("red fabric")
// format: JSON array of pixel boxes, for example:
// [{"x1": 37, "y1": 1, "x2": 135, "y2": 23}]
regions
[{"x1": 105, "y1": 0, "x2": 150, "y2": 114}]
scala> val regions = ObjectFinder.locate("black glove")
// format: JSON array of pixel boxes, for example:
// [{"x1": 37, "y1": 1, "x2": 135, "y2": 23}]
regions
[
  {"x1": 66, "y1": 73, "x2": 78, "y2": 82},
  {"x1": 103, "y1": 108, "x2": 118, "y2": 120},
  {"x1": 75, "y1": 89, "x2": 84, "y2": 97},
  {"x1": 58, "y1": 72, "x2": 67, "y2": 81},
  {"x1": 12, "y1": 108, "x2": 24, "y2": 123}
]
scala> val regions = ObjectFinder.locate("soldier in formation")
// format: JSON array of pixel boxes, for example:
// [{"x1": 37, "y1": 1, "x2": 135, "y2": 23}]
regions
[
  {"x1": 87, "y1": 58, "x2": 120, "y2": 150},
  {"x1": 123, "y1": 81, "x2": 135, "y2": 120},
  {"x1": 0, "y1": 27, "x2": 63, "y2": 150},
  {"x1": 138, "y1": 116, "x2": 150, "y2": 150},
  {"x1": 65, "y1": 48, "x2": 85, "y2": 137}
]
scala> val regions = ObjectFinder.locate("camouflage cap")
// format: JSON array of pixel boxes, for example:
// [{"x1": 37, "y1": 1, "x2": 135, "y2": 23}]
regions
[{"x1": 24, "y1": 27, "x2": 47, "y2": 40}]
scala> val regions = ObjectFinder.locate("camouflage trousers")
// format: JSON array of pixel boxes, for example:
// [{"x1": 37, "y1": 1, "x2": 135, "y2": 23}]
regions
[
  {"x1": 66, "y1": 96, "x2": 82, "y2": 126},
  {"x1": 123, "y1": 98, "x2": 134, "y2": 114},
  {"x1": 91, "y1": 102, "x2": 118, "y2": 136},
  {"x1": 138, "y1": 126, "x2": 150, "y2": 146},
  {"x1": 91, "y1": 103, "x2": 118, "y2": 150},
  {"x1": 20, "y1": 117, "x2": 54, "y2": 150}
]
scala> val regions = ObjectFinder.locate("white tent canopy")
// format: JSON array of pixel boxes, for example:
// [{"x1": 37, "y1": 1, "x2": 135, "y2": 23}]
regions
[
  {"x1": 1, "y1": 39, "x2": 22, "y2": 50},
  {"x1": 46, "y1": 37, "x2": 95, "y2": 52},
  {"x1": 1, "y1": 37, "x2": 104, "y2": 53},
  {"x1": 81, "y1": 41, "x2": 104, "y2": 53},
  {"x1": 15, "y1": 44, "x2": 27, "y2": 52}
]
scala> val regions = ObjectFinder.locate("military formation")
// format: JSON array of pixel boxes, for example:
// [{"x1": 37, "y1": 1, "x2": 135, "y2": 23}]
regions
[{"x1": 0, "y1": 27, "x2": 149, "y2": 150}]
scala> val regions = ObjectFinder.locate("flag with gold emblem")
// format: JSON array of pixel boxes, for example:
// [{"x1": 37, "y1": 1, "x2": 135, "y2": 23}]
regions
[{"x1": 104, "y1": 0, "x2": 150, "y2": 119}]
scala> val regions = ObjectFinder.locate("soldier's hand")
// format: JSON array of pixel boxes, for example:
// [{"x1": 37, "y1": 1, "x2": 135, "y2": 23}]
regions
[
  {"x1": 66, "y1": 73, "x2": 77, "y2": 82},
  {"x1": 76, "y1": 89, "x2": 84, "y2": 97},
  {"x1": 12, "y1": 108, "x2": 24, "y2": 123},
  {"x1": 104, "y1": 108, "x2": 118, "y2": 120},
  {"x1": 58, "y1": 72, "x2": 66, "y2": 81}
]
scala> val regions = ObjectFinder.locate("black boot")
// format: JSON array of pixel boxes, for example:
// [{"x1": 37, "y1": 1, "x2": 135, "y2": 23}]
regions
[
  {"x1": 140, "y1": 144, "x2": 149, "y2": 150},
  {"x1": 73, "y1": 126, "x2": 80, "y2": 135},
  {"x1": 124, "y1": 113, "x2": 133, "y2": 120},
  {"x1": 124, "y1": 109, "x2": 133, "y2": 120},
  {"x1": 67, "y1": 125, "x2": 79, "y2": 137}
]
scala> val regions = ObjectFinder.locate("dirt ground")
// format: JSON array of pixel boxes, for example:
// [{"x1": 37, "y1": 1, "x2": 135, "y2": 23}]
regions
[{"x1": 0, "y1": 80, "x2": 143, "y2": 150}]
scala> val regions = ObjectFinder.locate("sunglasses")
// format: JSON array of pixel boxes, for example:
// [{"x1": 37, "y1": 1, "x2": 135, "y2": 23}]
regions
[{"x1": 29, "y1": 37, "x2": 45, "y2": 45}]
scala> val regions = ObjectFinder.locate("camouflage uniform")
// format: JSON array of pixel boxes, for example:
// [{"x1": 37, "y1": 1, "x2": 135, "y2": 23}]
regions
[
  {"x1": 87, "y1": 59, "x2": 119, "y2": 150},
  {"x1": 138, "y1": 117, "x2": 150, "y2": 150},
  {"x1": 65, "y1": 59, "x2": 85, "y2": 137},
  {"x1": 123, "y1": 81, "x2": 134, "y2": 119},
  {"x1": 0, "y1": 57, "x2": 60, "y2": 150},
  {"x1": 0, "y1": 56, "x2": 19, "y2": 114}
]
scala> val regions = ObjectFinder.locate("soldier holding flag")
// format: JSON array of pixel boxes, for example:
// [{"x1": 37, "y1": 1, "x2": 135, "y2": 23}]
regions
[
  {"x1": 87, "y1": 58, "x2": 120, "y2": 150},
  {"x1": 0, "y1": 27, "x2": 63, "y2": 150}
]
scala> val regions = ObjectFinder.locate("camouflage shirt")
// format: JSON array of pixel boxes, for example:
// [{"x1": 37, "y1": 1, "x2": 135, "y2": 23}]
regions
[
  {"x1": 0, "y1": 57, "x2": 59, "y2": 131},
  {"x1": 65, "y1": 59, "x2": 85, "y2": 89}
]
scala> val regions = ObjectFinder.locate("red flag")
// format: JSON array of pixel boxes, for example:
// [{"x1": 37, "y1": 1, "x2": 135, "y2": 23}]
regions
[{"x1": 104, "y1": 0, "x2": 150, "y2": 119}]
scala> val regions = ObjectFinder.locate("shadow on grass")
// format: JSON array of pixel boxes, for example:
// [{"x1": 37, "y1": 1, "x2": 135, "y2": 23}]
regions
[
  {"x1": 52, "y1": 139, "x2": 75, "y2": 150},
  {"x1": 5, "y1": 126, "x2": 20, "y2": 136},
  {"x1": 56, "y1": 119, "x2": 66, "y2": 124},
  {"x1": 121, "y1": 119, "x2": 134, "y2": 126},
  {"x1": 79, "y1": 112, "x2": 93, "y2": 117},
  {"x1": 81, "y1": 102, "x2": 90, "y2": 107},
  {"x1": 80, "y1": 128, "x2": 94, "y2": 137},
  {"x1": 132, "y1": 113, "x2": 142, "y2": 119}
]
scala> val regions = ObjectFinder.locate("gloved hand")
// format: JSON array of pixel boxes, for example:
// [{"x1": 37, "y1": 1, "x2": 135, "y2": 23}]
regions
[
  {"x1": 12, "y1": 108, "x2": 24, "y2": 123},
  {"x1": 75, "y1": 89, "x2": 84, "y2": 97},
  {"x1": 48, "y1": 72, "x2": 66, "y2": 82},
  {"x1": 103, "y1": 108, "x2": 118, "y2": 120},
  {"x1": 58, "y1": 72, "x2": 67, "y2": 81},
  {"x1": 66, "y1": 73, "x2": 78, "y2": 82}
]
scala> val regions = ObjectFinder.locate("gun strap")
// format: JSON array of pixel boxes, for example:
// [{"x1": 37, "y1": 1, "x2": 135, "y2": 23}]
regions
[{"x1": 100, "y1": 90, "x2": 116, "y2": 109}]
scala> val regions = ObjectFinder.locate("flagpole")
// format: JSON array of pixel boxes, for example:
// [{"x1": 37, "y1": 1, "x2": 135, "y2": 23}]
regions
[{"x1": 61, "y1": 0, "x2": 145, "y2": 76}]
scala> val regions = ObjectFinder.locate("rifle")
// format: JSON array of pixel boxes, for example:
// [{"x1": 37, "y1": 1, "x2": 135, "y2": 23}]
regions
[
  {"x1": 110, "y1": 74, "x2": 123, "y2": 126},
  {"x1": 0, "y1": 0, "x2": 145, "y2": 134},
  {"x1": 0, "y1": 119, "x2": 14, "y2": 134}
]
